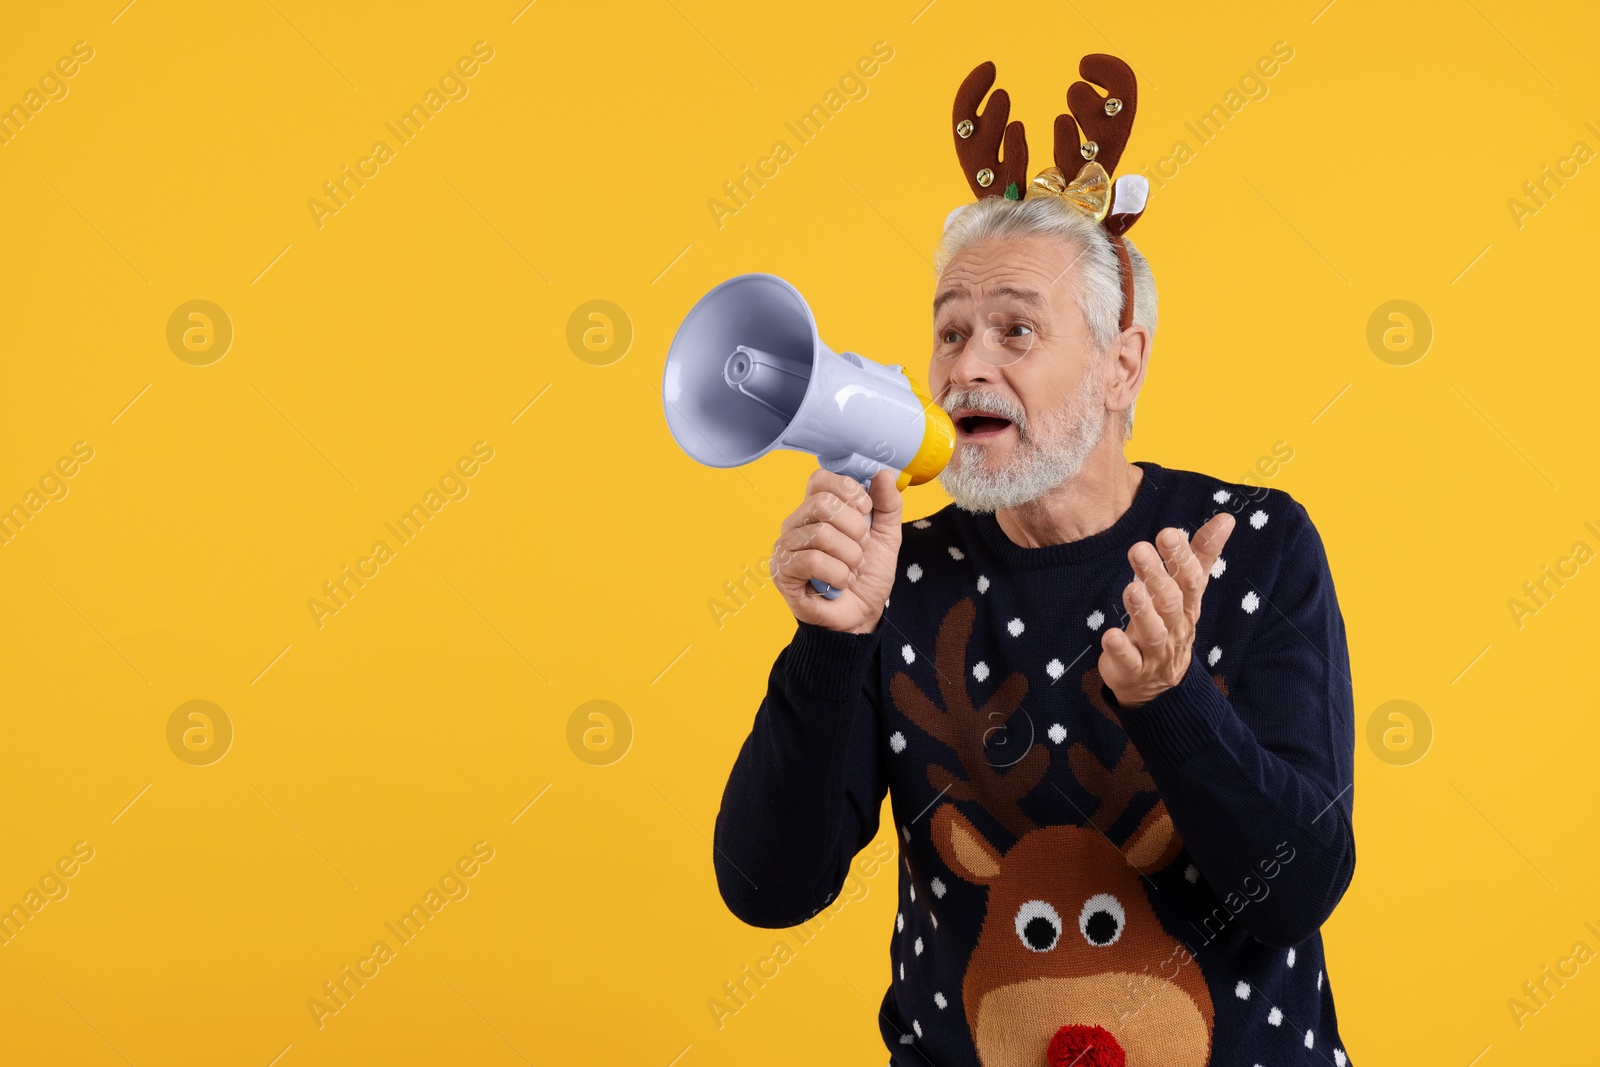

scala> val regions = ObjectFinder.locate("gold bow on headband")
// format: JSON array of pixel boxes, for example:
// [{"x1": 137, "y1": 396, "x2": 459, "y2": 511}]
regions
[{"x1": 1024, "y1": 161, "x2": 1111, "y2": 221}]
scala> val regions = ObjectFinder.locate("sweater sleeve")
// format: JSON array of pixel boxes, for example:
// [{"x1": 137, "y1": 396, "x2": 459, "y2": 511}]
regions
[
  {"x1": 1116, "y1": 499, "x2": 1356, "y2": 948},
  {"x1": 712, "y1": 619, "x2": 890, "y2": 929}
]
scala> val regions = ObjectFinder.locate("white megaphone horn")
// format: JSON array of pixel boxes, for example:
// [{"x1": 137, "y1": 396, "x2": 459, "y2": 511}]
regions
[{"x1": 662, "y1": 273, "x2": 955, "y2": 599}]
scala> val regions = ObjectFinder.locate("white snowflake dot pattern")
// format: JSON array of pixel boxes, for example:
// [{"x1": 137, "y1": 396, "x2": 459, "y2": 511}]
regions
[
  {"x1": 1213, "y1": 489, "x2": 1231, "y2": 503},
  {"x1": 1234, "y1": 981, "x2": 1250, "y2": 1001},
  {"x1": 1241, "y1": 591, "x2": 1260, "y2": 613},
  {"x1": 972, "y1": 662, "x2": 990, "y2": 682},
  {"x1": 914, "y1": 937, "x2": 924, "y2": 956},
  {"x1": 1184, "y1": 864, "x2": 1199, "y2": 883},
  {"x1": 930, "y1": 912, "x2": 938, "y2": 929},
  {"x1": 897, "y1": 912, "x2": 904, "y2": 932},
  {"x1": 1267, "y1": 1007, "x2": 1283, "y2": 1027},
  {"x1": 1211, "y1": 557, "x2": 1226, "y2": 579},
  {"x1": 1318, "y1": 970, "x2": 1324, "y2": 991},
  {"x1": 1304, "y1": 1030, "x2": 1315, "y2": 1049},
  {"x1": 902, "y1": 825, "x2": 910, "y2": 842},
  {"x1": 976, "y1": 575, "x2": 990, "y2": 594},
  {"x1": 1007, "y1": 617, "x2": 1024, "y2": 637},
  {"x1": 900, "y1": 962, "x2": 905, "y2": 981},
  {"x1": 1286, "y1": 947, "x2": 1296, "y2": 968},
  {"x1": 1047, "y1": 723, "x2": 1067, "y2": 745},
  {"x1": 948, "y1": 546, "x2": 965, "y2": 560},
  {"x1": 889, "y1": 731, "x2": 907, "y2": 754},
  {"x1": 899, "y1": 1033, "x2": 912, "y2": 1044},
  {"x1": 1207, "y1": 646, "x2": 1222, "y2": 667},
  {"x1": 1087, "y1": 610, "x2": 1106, "y2": 631},
  {"x1": 909, "y1": 883, "x2": 916, "y2": 902},
  {"x1": 906, "y1": 563, "x2": 923, "y2": 582},
  {"x1": 1045, "y1": 659, "x2": 1064, "y2": 681},
  {"x1": 934, "y1": 992, "x2": 948, "y2": 1009},
  {"x1": 901, "y1": 644, "x2": 916, "y2": 665},
  {"x1": 931, "y1": 878, "x2": 946, "y2": 899},
  {"x1": 1334, "y1": 1050, "x2": 1347, "y2": 1066},
  {"x1": 1250, "y1": 509, "x2": 1269, "y2": 530},
  {"x1": 912, "y1": 518, "x2": 932, "y2": 529},
  {"x1": 913, "y1": 1020, "x2": 923, "y2": 1038}
]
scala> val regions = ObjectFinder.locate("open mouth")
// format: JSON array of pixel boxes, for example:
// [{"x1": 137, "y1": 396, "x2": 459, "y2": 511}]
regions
[{"x1": 955, "y1": 413, "x2": 1015, "y2": 439}]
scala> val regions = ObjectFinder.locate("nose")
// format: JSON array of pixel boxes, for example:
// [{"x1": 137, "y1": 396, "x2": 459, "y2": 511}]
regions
[
  {"x1": 1047, "y1": 1024, "x2": 1125, "y2": 1067},
  {"x1": 932, "y1": 332, "x2": 1006, "y2": 403},
  {"x1": 946, "y1": 339, "x2": 1000, "y2": 388}
]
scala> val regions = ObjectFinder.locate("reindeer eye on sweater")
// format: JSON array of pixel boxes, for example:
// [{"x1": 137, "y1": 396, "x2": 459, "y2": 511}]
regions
[
  {"x1": 1014, "y1": 900, "x2": 1062, "y2": 952},
  {"x1": 1079, "y1": 893, "x2": 1126, "y2": 947}
]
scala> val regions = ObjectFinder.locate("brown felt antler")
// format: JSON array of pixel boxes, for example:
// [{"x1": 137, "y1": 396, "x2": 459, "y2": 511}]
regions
[
  {"x1": 952, "y1": 62, "x2": 1030, "y2": 200},
  {"x1": 1053, "y1": 54, "x2": 1139, "y2": 179},
  {"x1": 891, "y1": 598, "x2": 1047, "y2": 840}
]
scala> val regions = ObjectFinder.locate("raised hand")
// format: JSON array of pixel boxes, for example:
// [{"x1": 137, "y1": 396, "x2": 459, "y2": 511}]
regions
[{"x1": 1099, "y1": 511, "x2": 1236, "y2": 709}]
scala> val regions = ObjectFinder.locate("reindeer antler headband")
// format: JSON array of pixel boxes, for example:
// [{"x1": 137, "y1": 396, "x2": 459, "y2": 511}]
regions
[{"x1": 951, "y1": 56, "x2": 1150, "y2": 332}]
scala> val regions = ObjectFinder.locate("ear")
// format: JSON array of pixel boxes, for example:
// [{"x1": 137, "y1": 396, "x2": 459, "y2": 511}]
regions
[
  {"x1": 931, "y1": 804, "x2": 1003, "y2": 885},
  {"x1": 1102, "y1": 322, "x2": 1150, "y2": 429},
  {"x1": 1122, "y1": 802, "x2": 1183, "y2": 873}
]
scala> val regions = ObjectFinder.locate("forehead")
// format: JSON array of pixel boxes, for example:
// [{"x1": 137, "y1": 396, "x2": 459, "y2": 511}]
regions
[{"x1": 935, "y1": 235, "x2": 1084, "y2": 311}]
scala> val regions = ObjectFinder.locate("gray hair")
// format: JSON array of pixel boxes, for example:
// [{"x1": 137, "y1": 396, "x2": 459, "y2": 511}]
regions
[{"x1": 934, "y1": 196, "x2": 1157, "y2": 439}]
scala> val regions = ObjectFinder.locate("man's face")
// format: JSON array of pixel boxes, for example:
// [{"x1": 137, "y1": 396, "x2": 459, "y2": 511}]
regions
[{"x1": 929, "y1": 234, "x2": 1112, "y2": 511}]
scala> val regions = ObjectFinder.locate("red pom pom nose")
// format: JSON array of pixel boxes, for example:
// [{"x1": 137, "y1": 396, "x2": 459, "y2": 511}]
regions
[{"x1": 1047, "y1": 1024, "x2": 1126, "y2": 1067}]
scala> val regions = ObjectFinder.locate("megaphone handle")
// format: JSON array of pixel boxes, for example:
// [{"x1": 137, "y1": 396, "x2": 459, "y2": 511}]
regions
[{"x1": 808, "y1": 469, "x2": 875, "y2": 600}]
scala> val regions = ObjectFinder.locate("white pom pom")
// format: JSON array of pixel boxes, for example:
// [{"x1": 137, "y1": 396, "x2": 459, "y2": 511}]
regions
[{"x1": 1112, "y1": 174, "x2": 1149, "y2": 216}]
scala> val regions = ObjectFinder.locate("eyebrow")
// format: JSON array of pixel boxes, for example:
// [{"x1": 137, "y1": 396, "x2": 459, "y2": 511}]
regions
[{"x1": 932, "y1": 285, "x2": 1045, "y2": 314}]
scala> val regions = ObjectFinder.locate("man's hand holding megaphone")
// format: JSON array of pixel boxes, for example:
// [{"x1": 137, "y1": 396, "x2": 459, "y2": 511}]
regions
[{"x1": 772, "y1": 468, "x2": 904, "y2": 635}]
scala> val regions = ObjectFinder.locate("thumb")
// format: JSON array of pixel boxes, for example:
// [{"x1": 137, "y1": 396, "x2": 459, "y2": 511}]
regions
[
  {"x1": 1191, "y1": 510, "x2": 1236, "y2": 573},
  {"x1": 867, "y1": 468, "x2": 903, "y2": 528}
]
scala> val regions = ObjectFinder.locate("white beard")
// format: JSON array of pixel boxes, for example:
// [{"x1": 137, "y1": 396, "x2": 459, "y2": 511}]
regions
[{"x1": 938, "y1": 369, "x2": 1107, "y2": 513}]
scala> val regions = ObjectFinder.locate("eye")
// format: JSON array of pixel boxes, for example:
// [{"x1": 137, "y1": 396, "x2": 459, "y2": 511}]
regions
[
  {"x1": 942, "y1": 328, "x2": 965, "y2": 344},
  {"x1": 1014, "y1": 900, "x2": 1062, "y2": 952},
  {"x1": 1078, "y1": 893, "x2": 1125, "y2": 947},
  {"x1": 1006, "y1": 323, "x2": 1032, "y2": 338}
]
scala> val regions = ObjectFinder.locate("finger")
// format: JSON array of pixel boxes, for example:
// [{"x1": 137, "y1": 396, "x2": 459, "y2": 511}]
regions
[
  {"x1": 781, "y1": 521, "x2": 865, "y2": 574},
  {"x1": 1155, "y1": 526, "x2": 1207, "y2": 622},
  {"x1": 780, "y1": 472, "x2": 865, "y2": 534},
  {"x1": 774, "y1": 546, "x2": 853, "y2": 593},
  {"x1": 1100, "y1": 626, "x2": 1143, "y2": 677},
  {"x1": 1190, "y1": 511, "x2": 1236, "y2": 576},
  {"x1": 866, "y1": 468, "x2": 903, "y2": 528},
  {"x1": 1122, "y1": 578, "x2": 1169, "y2": 651},
  {"x1": 1129, "y1": 540, "x2": 1185, "y2": 629},
  {"x1": 781, "y1": 491, "x2": 871, "y2": 544},
  {"x1": 809, "y1": 469, "x2": 872, "y2": 518}
]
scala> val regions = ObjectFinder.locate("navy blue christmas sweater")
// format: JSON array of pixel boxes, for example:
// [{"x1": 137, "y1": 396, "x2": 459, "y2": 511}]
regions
[{"x1": 713, "y1": 460, "x2": 1357, "y2": 1067}]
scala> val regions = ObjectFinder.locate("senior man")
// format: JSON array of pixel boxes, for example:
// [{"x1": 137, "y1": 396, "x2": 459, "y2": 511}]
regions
[{"x1": 712, "y1": 61, "x2": 1356, "y2": 1067}]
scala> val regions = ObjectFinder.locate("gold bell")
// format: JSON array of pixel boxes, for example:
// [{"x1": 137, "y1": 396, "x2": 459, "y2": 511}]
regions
[
  {"x1": 976, "y1": 168, "x2": 994, "y2": 187},
  {"x1": 956, "y1": 119, "x2": 974, "y2": 138},
  {"x1": 1104, "y1": 98, "x2": 1123, "y2": 116},
  {"x1": 1080, "y1": 141, "x2": 1098, "y2": 161}
]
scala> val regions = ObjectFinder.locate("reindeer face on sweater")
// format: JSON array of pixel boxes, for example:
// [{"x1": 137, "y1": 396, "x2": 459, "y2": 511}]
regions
[
  {"x1": 894, "y1": 596, "x2": 1215, "y2": 1067},
  {"x1": 932, "y1": 803, "x2": 1213, "y2": 1067}
]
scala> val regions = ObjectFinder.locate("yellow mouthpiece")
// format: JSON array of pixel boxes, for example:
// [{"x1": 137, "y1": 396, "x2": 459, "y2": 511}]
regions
[{"x1": 896, "y1": 374, "x2": 955, "y2": 490}]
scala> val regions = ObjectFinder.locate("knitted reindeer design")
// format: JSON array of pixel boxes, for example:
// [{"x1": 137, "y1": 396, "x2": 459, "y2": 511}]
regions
[{"x1": 891, "y1": 598, "x2": 1215, "y2": 1067}]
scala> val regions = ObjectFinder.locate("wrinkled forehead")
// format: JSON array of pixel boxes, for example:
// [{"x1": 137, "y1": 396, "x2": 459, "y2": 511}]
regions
[{"x1": 934, "y1": 237, "x2": 1084, "y2": 316}]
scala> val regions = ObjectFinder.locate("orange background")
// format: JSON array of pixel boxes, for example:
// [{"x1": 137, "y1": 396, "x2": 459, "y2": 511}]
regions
[{"x1": 1, "y1": 1, "x2": 1597, "y2": 1064}]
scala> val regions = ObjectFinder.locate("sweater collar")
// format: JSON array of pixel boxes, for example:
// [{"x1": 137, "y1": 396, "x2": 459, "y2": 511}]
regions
[{"x1": 968, "y1": 460, "x2": 1168, "y2": 567}]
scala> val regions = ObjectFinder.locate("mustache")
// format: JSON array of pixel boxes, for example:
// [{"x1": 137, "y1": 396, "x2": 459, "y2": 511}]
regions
[{"x1": 941, "y1": 387, "x2": 1029, "y2": 436}]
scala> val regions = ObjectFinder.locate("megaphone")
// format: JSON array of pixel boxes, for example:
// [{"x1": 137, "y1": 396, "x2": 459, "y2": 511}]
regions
[{"x1": 663, "y1": 273, "x2": 955, "y2": 599}]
